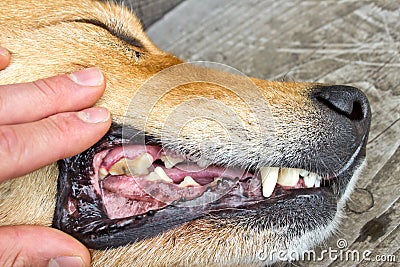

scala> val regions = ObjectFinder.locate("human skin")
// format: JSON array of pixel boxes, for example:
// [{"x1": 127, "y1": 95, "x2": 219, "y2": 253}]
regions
[{"x1": 0, "y1": 46, "x2": 111, "y2": 267}]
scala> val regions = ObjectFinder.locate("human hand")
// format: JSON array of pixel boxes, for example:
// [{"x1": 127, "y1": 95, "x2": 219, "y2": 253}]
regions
[{"x1": 0, "y1": 46, "x2": 111, "y2": 266}]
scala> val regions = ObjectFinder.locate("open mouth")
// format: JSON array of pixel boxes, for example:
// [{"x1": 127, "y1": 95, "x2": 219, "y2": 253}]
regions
[
  {"x1": 53, "y1": 123, "x2": 365, "y2": 249},
  {"x1": 94, "y1": 144, "x2": 327, "y2": 220}
]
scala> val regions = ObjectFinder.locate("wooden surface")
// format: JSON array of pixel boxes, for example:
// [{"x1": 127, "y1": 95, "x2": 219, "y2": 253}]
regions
[
  {"x1": 147, "y1": 0, "x2": 400, "y2": 266},
  {"x1": 111, "y1": 0, "x2": 185, "y2": 28}
]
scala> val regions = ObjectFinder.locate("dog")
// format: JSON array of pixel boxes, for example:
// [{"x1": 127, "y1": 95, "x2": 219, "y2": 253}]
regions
[{"x1": 0, "y1": 0, "x2": 371, "y2": 266}]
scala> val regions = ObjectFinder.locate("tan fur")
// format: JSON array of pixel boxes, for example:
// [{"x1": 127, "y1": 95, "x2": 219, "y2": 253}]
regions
[{"x1": 0, "y1": 1, "x2": 333, "y2": 266}]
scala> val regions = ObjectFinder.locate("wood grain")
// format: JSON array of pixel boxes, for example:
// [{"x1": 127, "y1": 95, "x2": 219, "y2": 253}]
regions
[
  {"x1": 147, "y1": 0, "x2": 399, "y2": 266},
  {"x1": 106, "y1": 0, "x2": 185, "y2": 28}
]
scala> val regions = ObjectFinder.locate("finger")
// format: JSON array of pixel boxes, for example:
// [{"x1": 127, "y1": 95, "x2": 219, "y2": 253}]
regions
[
  {"x1": 0, "y1": 107, "x2": 111, "y2": 181},
  {"x1": 0, "y1": 225, "x2": 90, "y2": 267},
  {"x1": 0, "y1": 46, "x2": 11, "y2": 70},
  {"x1": 0, "y1": 68, "x2": 105, "y2": 125}
]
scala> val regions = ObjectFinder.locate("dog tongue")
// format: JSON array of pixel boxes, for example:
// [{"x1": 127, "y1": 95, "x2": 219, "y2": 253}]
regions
[
  {"x1": 101, "y1": 175, "x2": 209, "y2": 219},
  {"x1": 101, "y1": 176, "x2": 167, "y2": 219}
]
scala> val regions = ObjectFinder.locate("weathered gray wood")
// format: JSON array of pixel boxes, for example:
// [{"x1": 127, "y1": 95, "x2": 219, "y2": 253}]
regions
[
  {"x1": 147, "y1": 0, "x2": 400, "y2": 265},
  {"x1": 110, "y1": 0, "x2": 186, "y2": 28}
]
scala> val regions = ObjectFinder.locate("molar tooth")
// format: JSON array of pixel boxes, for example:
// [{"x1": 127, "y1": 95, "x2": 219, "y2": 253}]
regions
[
  {"x1": 98, "y1": 167, "x2": 109, "y2": 180},
  {"x1": 277, "y1": 168, "x2": 301, "y2": 186},
  {"x1": 178, "y1": 176, "x2": 200, "y2": 187},
  {"x1": 160, "y1": 155, "x2": 184, "y2": 169},
  {"x1": 109, "y1": 158, "x2": 129, "y2": 176},
  {"x1": 304, "y1": 172, "x2": 317, "y2": 188},
  {"x1": 128, "y1": 153, "x2": 153, "y2": 175},
  {"x1": 260, "y1": 167, "x2": 279, "y2": 198},
  {"x1": 146, "y1": 167, "x2": 173, "y2": 183}
]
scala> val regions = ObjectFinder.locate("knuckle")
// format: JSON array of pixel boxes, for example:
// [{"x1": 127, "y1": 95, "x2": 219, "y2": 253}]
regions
[
  {"x1": 0, "y1": 249, "x2": 26, "y2": 267},
  {"x1": 32, "y1": 78, "x2": 62, "y2": 103},
  {"x1": 0, "y1": 127, "x2": 23, "y2": 161},
  {"x1": 0, "y1": 229, "x2": 26, "y2": 267},
  {"x1": 45, "y1": 114, "x2": 75, "y2": 159}
]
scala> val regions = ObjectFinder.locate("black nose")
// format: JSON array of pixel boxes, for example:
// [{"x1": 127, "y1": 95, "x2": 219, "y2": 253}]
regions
[{"x1": 312, "y1": 85, "x2": 371, "y2": 137}]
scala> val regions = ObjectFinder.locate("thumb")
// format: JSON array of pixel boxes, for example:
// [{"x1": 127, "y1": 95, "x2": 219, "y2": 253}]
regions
[
  {"x1": 0, "y1": 46, "x2": 11, "y2": 70},
  {"x1": 0, "y1": 225, "x2": 90, "y2": 267}
]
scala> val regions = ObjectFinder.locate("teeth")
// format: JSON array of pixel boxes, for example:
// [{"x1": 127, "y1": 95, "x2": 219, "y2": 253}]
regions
[
  {"x1": 314, "y1": 176, "x2": 321, "y2": 188},
  {"x1": 277, "y1": 168, "x2": 301, "y2": 186},
  {"x1": 160, "y1": 155, "x2": 184, "y2": 169},
  {"x1": 98, "y1": 167, "x2": 109, "y2": 180},
  {"x1": 108, "y1": 153, "x2": 153, "y2": 176},
  {"x1": 108, "y1": 159, "x2": 130, "y2": 176},
  {"x1": 178, "y1": 176, "x2": 200, "y2": 187},
  {"x1": 299, "y1": 169, "x2": 309, "y2": 177},
  {"x1": 304, "y1": 172, "x2": 317, "y2": 188},
  {"x1": 260, "y1": 167, "x2": 279, "y2": 198},
  {"x1": 145, "y1": 167, "x2": 173, "y2": 183},
  {"x1": 260, "y1": 166, "x2": 324, "y2": 197},
  {"x1": 128, "y1": 153, "x2": 153, "y2": 175}
]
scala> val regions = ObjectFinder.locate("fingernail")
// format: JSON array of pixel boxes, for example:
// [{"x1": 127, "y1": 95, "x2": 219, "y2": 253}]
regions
[
  {"x1": 48, "y1": 256, "x2": 84, "y2": 267},
  {"x1": 0, "y1": 46, "x2": 9, "y2": 57},
  {"x1": 69, "y1": 68, "x2": 103, "y2": 87},
  {"x1": 77, "y1": 107, "x2": 110, "y2": 123}
]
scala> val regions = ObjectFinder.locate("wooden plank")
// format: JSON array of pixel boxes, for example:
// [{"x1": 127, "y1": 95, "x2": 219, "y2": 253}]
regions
[
  {"x1": 147, "y1": 0, "x2": 400, "y2": 266},
  {"x1": 108, "y1": 0, "x2": 186, "y2": 28}
]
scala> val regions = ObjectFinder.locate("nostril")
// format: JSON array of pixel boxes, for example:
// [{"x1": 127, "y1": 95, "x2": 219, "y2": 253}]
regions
[
  {"x1": 348, "y1": 101, "x2": 363, "y2": 121},
  {"x1": 316, "y1": 96, "x2": 364, "y2": 121},
  {"x1": 313, "y1": 85, "x2": 370, "y2": 122}
]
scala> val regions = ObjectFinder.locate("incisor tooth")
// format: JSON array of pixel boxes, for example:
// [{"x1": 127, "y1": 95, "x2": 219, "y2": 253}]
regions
[
  {"x1": 128, "y1": 153, "x2": 153, "y2": 175},
  {"x1": 314, "y1": 176, "x2": 321, "y2": 187},
  {"x1": 160, "y1": 155, "x2": 184, "y2": 169},
  {"x1": 178, "y1": 176, "x2": 200, "y2": 187},
  {"x1": 277, "y1": 168, "x2": 301, "y2": 186},
  {"x1": 260, "y1": 167, "x2": 279, "y2": 198},
  {"x1": 304, "y1": 172, "x2": 317, "y2": 188},
  {"x1": 299, "y1": 169, "x2": 309, "y2": 177},
  {"x1": 146, "y1": 167, "x2": 173, "y2": 183}
]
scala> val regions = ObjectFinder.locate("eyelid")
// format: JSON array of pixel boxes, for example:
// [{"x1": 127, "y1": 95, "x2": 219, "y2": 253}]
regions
[{"x1": 71, "y1": 18, "x2": 144, "y2": 49}]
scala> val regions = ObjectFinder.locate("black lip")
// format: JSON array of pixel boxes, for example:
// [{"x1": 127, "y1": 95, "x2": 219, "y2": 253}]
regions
[{"x1": 52, "y1": 123, "x2": 367, "y2": 249}]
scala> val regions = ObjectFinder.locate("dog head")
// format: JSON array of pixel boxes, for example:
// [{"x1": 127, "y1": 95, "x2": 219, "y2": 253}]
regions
[{"x1": 0, "y1": 0, "x2": 371, "y2": 266}]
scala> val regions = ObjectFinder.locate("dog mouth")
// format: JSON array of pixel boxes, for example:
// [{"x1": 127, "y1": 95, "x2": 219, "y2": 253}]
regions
[
  {"x1": 53, "y1": 123, "x2": 365, "y2": 249},
  {"x1": 93, "y1": 144, "x2": 327, "y2": 220}
]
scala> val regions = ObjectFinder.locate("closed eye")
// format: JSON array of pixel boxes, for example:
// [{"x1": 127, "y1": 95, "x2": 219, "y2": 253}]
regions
[{"x1": 71, "y1": 18, "x2": 144, "y2": 49}]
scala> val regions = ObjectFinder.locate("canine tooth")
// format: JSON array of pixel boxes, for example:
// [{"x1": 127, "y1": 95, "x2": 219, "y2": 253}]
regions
[
  {"x1": 304, "y1": 172, "x2": 317, "y2": 188},
  {"x1": 277, "y1": 168, "x2": 301, "y2": 186},
  {"x1": 109, "y1": 159, "x2": 129, "y2": 176},
  {"x1": 160, "y1": 155, "x2": 184, "y2": 169},
  {"x1": 178, "y1": 176, "x2": 200, "y2": 187},
  {"x1": 128, "y1": 153, "x2": 153, "y2": 175},
  {"x1": 260, "y1": 167, "x2": 279, "y2": 198},
  {"x1": 98, "y1": 167, "x2": 109, "y2": 180},
  {"x1": 146, "y1": 167, "x2": 173, "y2": 183}
]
